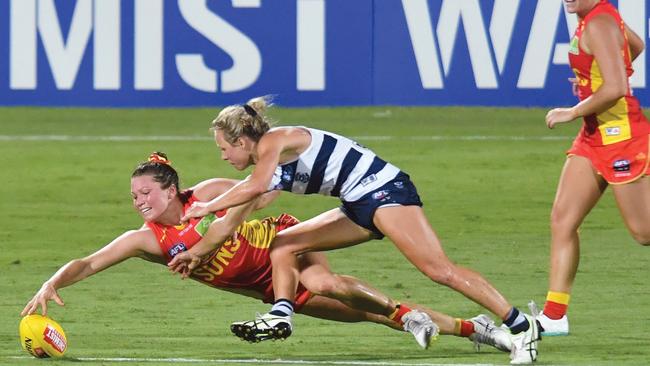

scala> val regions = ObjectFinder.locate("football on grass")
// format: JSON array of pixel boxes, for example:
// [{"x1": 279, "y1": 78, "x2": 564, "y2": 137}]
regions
[{"x1": 19, "y1": 314, "x2": 67, "y2": 358}]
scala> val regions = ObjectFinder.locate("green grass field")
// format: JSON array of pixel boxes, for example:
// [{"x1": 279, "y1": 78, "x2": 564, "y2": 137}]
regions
[{"x1": 1, "y1": 106, "x2": 648, "y2": 366}]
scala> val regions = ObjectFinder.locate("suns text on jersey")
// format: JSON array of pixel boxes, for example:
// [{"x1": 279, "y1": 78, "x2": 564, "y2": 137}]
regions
[{"x1": 191, "y1": 238, "x2": 242, "y2": 282}]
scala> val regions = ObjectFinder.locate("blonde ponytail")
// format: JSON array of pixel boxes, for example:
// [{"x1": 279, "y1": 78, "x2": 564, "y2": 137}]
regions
[{"x1": 211, "y1": 95, "x2": 274, "y2": 143}]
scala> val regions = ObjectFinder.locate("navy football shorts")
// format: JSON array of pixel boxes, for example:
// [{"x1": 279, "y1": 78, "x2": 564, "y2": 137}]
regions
[{"x1": 340, "y1": 172, "x2": 423, "y2": 239}]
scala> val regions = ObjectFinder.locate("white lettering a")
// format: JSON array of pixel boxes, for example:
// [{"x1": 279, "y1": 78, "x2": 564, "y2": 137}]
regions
[
  {"x1": 489, "y1": 0, "x2": 520, "y2": 74},
  {"x1": 518, "y1": 0, "x2": 565, "y2": 88},
  {"x1": 618, "y1": 0, "x2": 646, "y2": 88}
]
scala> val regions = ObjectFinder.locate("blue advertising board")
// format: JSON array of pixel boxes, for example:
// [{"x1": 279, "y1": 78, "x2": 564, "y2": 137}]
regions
[{"x1": 0, "y1": 0, "x2": 647, "y2": 107}]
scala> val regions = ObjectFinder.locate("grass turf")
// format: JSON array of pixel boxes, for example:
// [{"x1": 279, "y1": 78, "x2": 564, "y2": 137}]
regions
[{"x1": 0, "y1": 106, "x2": 648, "y2": 365}]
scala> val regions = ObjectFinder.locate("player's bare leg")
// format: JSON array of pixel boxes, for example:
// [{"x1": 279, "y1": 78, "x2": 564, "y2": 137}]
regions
[
  {"x1": 297, "y1": 295, "x2": 510, "y2": 351},
  {"x1": 297, "y1": 255, "x2": 439, "y2": 349},
  {"x1": 612, "y1": 175, "x2": 650, "y2": 245},
  {"x1": 374, "y1": 205, "x2": 535, "y2": 362},
  {"x1": 373, "y1": 205, "x2": 511, "y2": 318},
  {"x1": 541, "y1": 156, "x2": 606, "y2": 336},
  {"x1": 297, "y1": 252, "x2": 394, "y2": 316},
  {"x1": 549, "y1": 156, "x2": 606, "y2": 294}
]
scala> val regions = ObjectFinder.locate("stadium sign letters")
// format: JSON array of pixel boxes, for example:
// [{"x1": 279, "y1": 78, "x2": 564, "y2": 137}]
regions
[{"x1": 0, "y1": 0, "x2": 647, "y2": 107}]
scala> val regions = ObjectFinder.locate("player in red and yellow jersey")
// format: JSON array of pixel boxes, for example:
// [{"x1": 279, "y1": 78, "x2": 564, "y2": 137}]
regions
[
  {"x1": 542, "y1": 0, "x2": 650, "y2": 336},
  {"x1": 146, "y1": 192, "x2": 313, "y2": 309},
  {"x1": 21, "y1": 152, "x2": 511, "y2": 353}
]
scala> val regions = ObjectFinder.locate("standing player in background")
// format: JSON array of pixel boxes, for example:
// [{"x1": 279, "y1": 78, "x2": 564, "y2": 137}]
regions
[
  {"x1": 22, "y1": 153, "x2": 511, "y2": 353},
  {"x1": 176, "y1": 97, "x2": 540, "y2": 364},
  {"x1": 543, "y1": 0, "x2": 650, "y2": 336}
]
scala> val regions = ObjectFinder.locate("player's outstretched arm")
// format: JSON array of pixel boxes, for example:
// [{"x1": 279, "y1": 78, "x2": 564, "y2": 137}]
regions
[
  {"x1": 168, "y1": 198, "x2": 261, "y2": 277},
  {"x1": 21, "y1": 229, "x2": 154, "y2": 316},
  {"x1": 181, "y1": 131, "x2": 288, "y2": 222},
  {"x1": 182, "y1": 177, "x2": 269, "y2": 222},
  {"x1": 169, "y1": 178, "x2": 280, "y2": 277}
]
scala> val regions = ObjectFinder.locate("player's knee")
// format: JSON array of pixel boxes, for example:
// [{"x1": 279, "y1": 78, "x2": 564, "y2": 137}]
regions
[
  {"x1": 420, "y1": 263, "x2": 456, "y2": 286},
  {"x1": 268, "y1": 246, "x2": 285, "y2": 263},
  {"x1": 630, "y1": 230, "x2": 650, "y2": 246},
  {"x1": 270, "y1": 234, "x2": 310, "y2": 257},
  {"x1": 269, "y1": 240, "x2": 299, "y2": 258},
  {"x1": 306, "y1": 274, "x2": 344, "y2": 297},
  {"x1": 623, "y1": 219, "x2": 650, "y2": 245},
  {"x1": 549, "y1": 209, "x2": 579, "y2": 237}
]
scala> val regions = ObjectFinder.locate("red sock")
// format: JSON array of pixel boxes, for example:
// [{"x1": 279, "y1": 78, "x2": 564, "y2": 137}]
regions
[
  {"x1": 543, "y1": 291, "x2": 570, "y2": 319},
  {"x1": 389, "y1": 304, "x2": 411, "y2": 325},
  {"x1": 459, "y1": 319, "x2": 475, "y2": 337},
  {"x1": 543, "y1": 301, "x2": 568, "y2": 320}
]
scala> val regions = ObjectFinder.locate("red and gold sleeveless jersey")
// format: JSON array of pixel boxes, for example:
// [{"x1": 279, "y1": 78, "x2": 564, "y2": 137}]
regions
[
  {"x1": 145, "y1": 192, "x2": 300, "y2": 302},
  {"x1": 568, "y1": 0, "x2": 650, "y2": 146}
]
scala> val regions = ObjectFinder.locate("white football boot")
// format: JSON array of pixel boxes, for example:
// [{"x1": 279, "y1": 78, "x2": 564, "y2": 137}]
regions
[
  {"x1": 538, "y1": 312, "x2": 569, "y2": 336},
  {"x1": 402, "y1": 310, "x2": 439, "y2": 349},
  {"x1": 509, "y1": 302, "x2": 541, "y2": 365},
  {"x1": 468, "y1": 314, "x2": 512, "y2": 352},
  {"x1": 230, "y1": 312, "x2": 292, "y2": 342}
]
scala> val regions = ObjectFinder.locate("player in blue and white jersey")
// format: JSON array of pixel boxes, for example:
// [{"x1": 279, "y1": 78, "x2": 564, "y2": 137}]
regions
[{"x1": 173, "y1": 96, "x2": 539, "y2": 364}]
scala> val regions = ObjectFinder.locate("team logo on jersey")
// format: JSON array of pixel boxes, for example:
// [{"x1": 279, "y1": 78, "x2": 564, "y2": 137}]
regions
[
  {"x1": 274, "y1": 165, "x2": 295, "y2": 190},
  {"x1": 613, "y1": 159, "x2": 630, "y2": 172},
  {"x1": 393, "y1": 181, "x2": 404, "y2": 189},
  {"x1": 168, "y1": 243, "x2": 187, "y2": 258},
  {"x1": 281, "y1": 166, "x2": 294, "y2": 182},
  {"x1": 372, "y1": 190, "x2": 390, "y2": 202},
  {"x1": 295, "y1": 172, "x2": 310, "y2": 183},
  {"x1": 569, "y1": 36, "x2": 580, "y2": 55},
  {"x1": 360, "y1": 174, "x2": 377, "y2": 187},
  {"x1": 194, "y1": 214, "x2": 217, "y2": 236},
  {"x1": 605, "y1": 126, "x2": 621, "y2": 136}
]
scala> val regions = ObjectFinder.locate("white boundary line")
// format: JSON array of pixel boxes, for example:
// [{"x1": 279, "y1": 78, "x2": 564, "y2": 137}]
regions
[
  {"x1": 0, "y1": 135, "x2": 210, "y2": 142},
  {"x1": 7, "y1": 356, "x2": 496, "y2": 365},
  {"x1": 0, "y1": 135, "x2": 571, "y2": 142}
]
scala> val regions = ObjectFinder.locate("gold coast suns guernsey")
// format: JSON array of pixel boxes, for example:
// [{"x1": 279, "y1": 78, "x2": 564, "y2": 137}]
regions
[
  {"x1": 569, "y1": 0, "x2": 650, "y2": 146},
  {"x1": 145, "y1": 192, "x2": 300, "y2": 302}
]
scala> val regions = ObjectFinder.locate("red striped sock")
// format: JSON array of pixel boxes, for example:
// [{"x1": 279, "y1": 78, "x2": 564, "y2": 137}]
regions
[
  {"x1": 459, "y1": 319, "x2": 475, "y2": 337},
  {"x1": 389, "y1": 304, "x2": 411, "y2": 326},
  {"x1": 543, "y1": 291, "x2": 570, "y2": 319}
]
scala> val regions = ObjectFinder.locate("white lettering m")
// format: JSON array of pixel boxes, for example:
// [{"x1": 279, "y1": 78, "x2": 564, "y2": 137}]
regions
[{"x1": 10, "y1": 0, "x2": 120, "y2": 90}]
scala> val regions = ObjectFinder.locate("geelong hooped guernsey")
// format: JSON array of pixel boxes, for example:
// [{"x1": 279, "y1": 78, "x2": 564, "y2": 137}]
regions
[
  {"x1": 569, "y1": 0, "x2": 650, "y2": 146},
  {"x1": 268, "y1": 127, "x2": 401, "y2": 202}
]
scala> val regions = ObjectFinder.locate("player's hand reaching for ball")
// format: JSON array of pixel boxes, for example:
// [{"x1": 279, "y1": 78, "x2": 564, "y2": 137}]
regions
[
  {"x1": 21, "y1": 282, "x2": 64, "y2": 316},
  {"x1": 168, "y1": 252, "x2": 203, "y2": 279}
]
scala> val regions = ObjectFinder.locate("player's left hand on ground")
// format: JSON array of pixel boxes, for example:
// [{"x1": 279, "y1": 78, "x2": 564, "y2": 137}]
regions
[
  {"x1": 545, "y1": 107, "x2": 577, "y2": 129},
  {"x1": 21, "y1": 282, "x2": 64, "y2": 317},
  {"x1": 168, "y1": 252, "x2": 202, "y2": 279}
]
